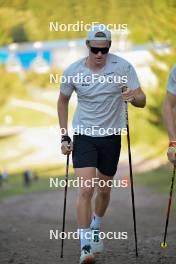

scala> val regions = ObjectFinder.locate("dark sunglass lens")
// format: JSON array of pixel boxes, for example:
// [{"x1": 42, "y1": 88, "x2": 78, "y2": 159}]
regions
[
  {"x1": 101, "y1": 48, "x2": 109, "y2": 54},
  {"x1": 90, "y1": 47, "x2": 99, "y2": 54},
  {"x1": 90, "y1": 47, "x2": 109, "y2": 54}
]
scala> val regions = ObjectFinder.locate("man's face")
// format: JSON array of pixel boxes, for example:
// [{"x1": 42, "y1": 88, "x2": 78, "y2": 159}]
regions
[{"x1": 87, "y1": 40, "x2": 110, "y2": 66}]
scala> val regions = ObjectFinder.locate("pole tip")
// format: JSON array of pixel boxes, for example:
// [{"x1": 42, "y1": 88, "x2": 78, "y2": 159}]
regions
[{"x1": 160, "y1": 242, "x2": 168, "y2": 249}]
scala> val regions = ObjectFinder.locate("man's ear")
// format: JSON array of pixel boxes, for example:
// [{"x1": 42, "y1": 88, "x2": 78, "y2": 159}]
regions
[{"x1": 86, "y1": 40, "x2": 90, "y2": 48}]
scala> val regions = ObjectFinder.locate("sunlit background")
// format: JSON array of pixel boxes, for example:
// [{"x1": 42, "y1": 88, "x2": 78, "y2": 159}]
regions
[{"x1": 0, "y1": 0, "x2": 176, "y2": 198}]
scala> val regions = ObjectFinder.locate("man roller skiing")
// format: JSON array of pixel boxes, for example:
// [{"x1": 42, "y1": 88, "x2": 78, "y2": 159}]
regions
[
  {"x1": 163, "y1": 64, "x2": 176, "y2": 165},
  {"x1": 57, "y1": 24, "x2": 146, "y2": 264}
]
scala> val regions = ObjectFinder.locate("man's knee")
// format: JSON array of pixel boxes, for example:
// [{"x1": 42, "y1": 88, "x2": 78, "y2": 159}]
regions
[{"x1": 79, "y1": 186, "x2": 94, "y2": 200}]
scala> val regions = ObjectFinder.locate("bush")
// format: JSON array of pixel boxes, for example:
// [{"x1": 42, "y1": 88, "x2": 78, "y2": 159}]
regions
[
  {"x1": 0, "y1": 66, "x2": 26, "y2": 105},
  {"x1": 25, "y1": 69, "x2": 63, "y2": 89}
]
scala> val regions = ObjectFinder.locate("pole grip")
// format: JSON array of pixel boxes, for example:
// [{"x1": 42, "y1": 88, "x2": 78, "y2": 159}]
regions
[{"x1": 122, "y1": 86, "x2": 128, "y2": 93}]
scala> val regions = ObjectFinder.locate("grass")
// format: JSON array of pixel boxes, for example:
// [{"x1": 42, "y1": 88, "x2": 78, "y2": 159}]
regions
[
  {"x1": 0, "y1": 88, "x2": 75, "y2": 171},
  {"x1": 135, "y1": 164, "x2": 175, "y2": 193},
  {"x1": 0, "y1": 94, "x2": 169, "y2": 196},
  {"x1": 0, "y1": 103, "x2": 57, "y2": 127},
  {"x1": 0, "y1": 133, "x2": 37, "y2": 170},
  {"x1": 0, "y1": 175, "x2": 50, "y2": 199},
  {"x1": 0, "y1": 166, "x2": 75, "y2": 200},
  {"x1": 0, "y1": 159, "x2": 175, "y2": 200},
  {"x1": 128, "y1": 103, "x2": 165, "y2": 146},
  {"x1": 0, "y1": 66, "x2": 170, "y2": 199}
]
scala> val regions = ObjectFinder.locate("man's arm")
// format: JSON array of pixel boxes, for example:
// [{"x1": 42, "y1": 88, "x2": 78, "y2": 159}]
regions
[
  {"x1": 122, "y1": 87, "x2": 146, "y2": 108},
  {"x1": 163, "y1": 91, "x2": 176, "y2": 141},
  {"x1": 57, "y1": 92, "x2": 73, "y2": 154},
  {"x1": 57, "y1": 92, "x2": 70, "y2": 135},
  {"x1": 163, "y1": 91, "x2": 176, "y2": 165}
]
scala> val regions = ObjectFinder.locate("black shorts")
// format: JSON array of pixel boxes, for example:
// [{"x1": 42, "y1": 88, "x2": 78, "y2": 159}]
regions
[{"x1": 72, "y1": 134, "x2": 121, "y2": 177}]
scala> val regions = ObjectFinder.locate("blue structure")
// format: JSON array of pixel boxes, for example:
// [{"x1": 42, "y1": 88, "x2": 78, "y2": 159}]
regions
[
  {"x1": 0, "y1": 39, "x2": 170, "y2": 70},
  {"x1": 0, "y1": 39, "x2": 84, "y2": 70}
]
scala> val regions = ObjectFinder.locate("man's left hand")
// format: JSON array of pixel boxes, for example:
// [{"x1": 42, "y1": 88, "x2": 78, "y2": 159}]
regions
[
  {"x1": 167, "y1": 141, "x2": 176, "y2": 165},
  {"x1": 121, "y1": 88, "x2": 135, "y2": 103}
]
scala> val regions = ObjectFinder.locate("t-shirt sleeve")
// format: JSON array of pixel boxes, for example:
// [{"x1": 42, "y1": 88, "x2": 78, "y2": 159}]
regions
[
  {"x1": 167, "y1": 65, "x2": 176, "y2": 95},
  {"x1": 60, "y1": 68, "x2": 75, "y2": 97},
  {"x1": 126, "y1": 64, "x2": 140, "y2": 90}
]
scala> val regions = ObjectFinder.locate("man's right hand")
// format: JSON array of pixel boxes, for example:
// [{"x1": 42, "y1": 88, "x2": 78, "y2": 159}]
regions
[
  {"x1": 167, "y1": 141, "x2": 176, "y2": 165},
  {"x1": 61, "y1": 135, "x2": 73, "y2": 155}
]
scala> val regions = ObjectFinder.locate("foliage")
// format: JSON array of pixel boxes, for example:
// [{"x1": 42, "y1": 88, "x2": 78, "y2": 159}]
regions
[
  {"x1": 0, "y1": 6, "x2": 40, "y2": 44},
  {"x1": 0, "y1": 66, "x2": 26, "y2": 105},
  {"x1": 25, "y1": 69, "x2": 63, "y2": 89},
  {"x1": 0, "y1": 0, "x2": 176, "y2": 44}
]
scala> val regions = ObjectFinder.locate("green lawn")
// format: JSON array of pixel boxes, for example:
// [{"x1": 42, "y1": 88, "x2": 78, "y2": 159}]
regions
[
  {"x1": 135, "y1": 164, "x2": 175, "y2": 193},
  {"x1": 0, "y1": 166, "x2": 74, "y2": 199},
  {"x1": 0, "y1": 103, "x2": 57, "y2": 127},
  {"x1": 0, "y1": 174, "x2": 50, "y2": 199},
  {"x1": 0, "y1": 163, "x2": 175, "y2": 200},
  {"x1": 0, "y1": 73, "x2": 170, "y2": 199}
]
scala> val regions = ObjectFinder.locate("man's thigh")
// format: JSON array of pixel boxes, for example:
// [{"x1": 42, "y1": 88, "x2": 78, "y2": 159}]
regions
[
  {"x1": 74, "y1": 167, "x2": 96, "y2": 192},
  {"x1": 72, "y1": 135, "x2": 97, "y2": 169}
]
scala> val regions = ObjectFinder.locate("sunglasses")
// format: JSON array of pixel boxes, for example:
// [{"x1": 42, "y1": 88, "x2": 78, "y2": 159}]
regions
[{"x1": 90, "y1": 46, "x2": 109, "y2": 54}]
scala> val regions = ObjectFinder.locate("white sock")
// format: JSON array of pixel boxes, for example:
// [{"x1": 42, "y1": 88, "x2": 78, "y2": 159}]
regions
[
  {"x1": 78, "y1": 228, "x2": 91, "y2": 249},
  {"x1": 90, "y1": 213, "x2": 102, "y2": 230}
]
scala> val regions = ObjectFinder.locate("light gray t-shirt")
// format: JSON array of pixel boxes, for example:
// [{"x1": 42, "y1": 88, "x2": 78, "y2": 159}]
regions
[
  {"x1": 60, "y1": 53, "x2": 140, "y2": 137},
  {"x1": 167, "y1": 64, "x2": 176, "y2": 95}
]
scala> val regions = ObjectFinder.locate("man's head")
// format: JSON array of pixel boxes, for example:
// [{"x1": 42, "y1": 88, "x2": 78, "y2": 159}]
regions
[{"x1": 86, "y1": 24, "x2": 111, "y2": 66}]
